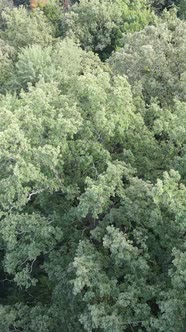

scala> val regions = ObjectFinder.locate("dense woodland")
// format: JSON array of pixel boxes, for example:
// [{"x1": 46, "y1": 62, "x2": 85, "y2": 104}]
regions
[{"x1": 0, "y1": 0, "x2": 186, "y2": 331}]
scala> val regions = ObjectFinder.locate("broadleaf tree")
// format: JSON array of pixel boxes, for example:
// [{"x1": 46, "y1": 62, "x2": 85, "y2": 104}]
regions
[{"x1": 0, "y1": 2, "x2": 185, "y2": 332}]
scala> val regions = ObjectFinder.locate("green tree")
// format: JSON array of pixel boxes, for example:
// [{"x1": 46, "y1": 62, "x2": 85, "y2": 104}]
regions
[
  {"x1": 62, "y1": 0, "x2": 154, "y2": 60},
  {"x1": 0, "y1": 6, "x2": 54, "y2": 49},
  {"x1": 0, "y1": 37, "x2": 146, "y2": 331},
  {"x1": 0, "y1": 39, "x2": 15, "y2": 93},
  {"x1": 150, "y1": 0, "x2": 186, "y2": 19},
  {"x1": 150, "y1": 0, "x2": 175, "y2": 13},
  {"x1": 72, "y1": 170, "x2": 186, "y2": 332},
  {"x1": 175, "y1": 0, "x2": 186, "y2": 19},
  {"x1": 0, "y1": 2, "x2": 186, "y2": 332},
  {"x1": 109, "y1": 12, "x2": 186, "y2": 105}
]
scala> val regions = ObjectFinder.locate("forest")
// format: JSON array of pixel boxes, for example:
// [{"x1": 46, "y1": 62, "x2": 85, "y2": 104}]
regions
[{"x1": 0, "y1": 0, "x2": 186, "y2": 331}]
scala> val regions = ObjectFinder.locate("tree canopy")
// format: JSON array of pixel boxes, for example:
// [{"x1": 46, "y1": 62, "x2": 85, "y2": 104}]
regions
[{"x1": 0, "y1": 0, "x2": 186, "y2": 331}]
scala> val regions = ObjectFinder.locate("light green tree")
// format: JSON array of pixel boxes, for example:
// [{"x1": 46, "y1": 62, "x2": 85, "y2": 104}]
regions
[
  {"x1": 109, "y1": 11, "x2": 186, "y2": 105},
  {"x1": 0, "y1": 2, "x2": 185, "y2": 332},
  {"x1": 0, "y1": 6, "x2": 54, "y2": 49}
]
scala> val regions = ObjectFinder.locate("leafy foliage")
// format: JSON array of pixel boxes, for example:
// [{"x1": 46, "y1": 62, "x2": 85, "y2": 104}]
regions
[
  {"x1": 62, "y1": 0, "x2": 154, "y2": 59},
  {"x1": 0, "y1": 2, "x2": 185, "y2": 332},
  {"x1": 0, "y1": 6, "x2": 54, "y2": 48},
  {"x1": 109, "y1": 12, "x2": 186, "y2": 105},
  {"x1": 150, "y1": 0, "x2": 186, "y2": 19}
]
